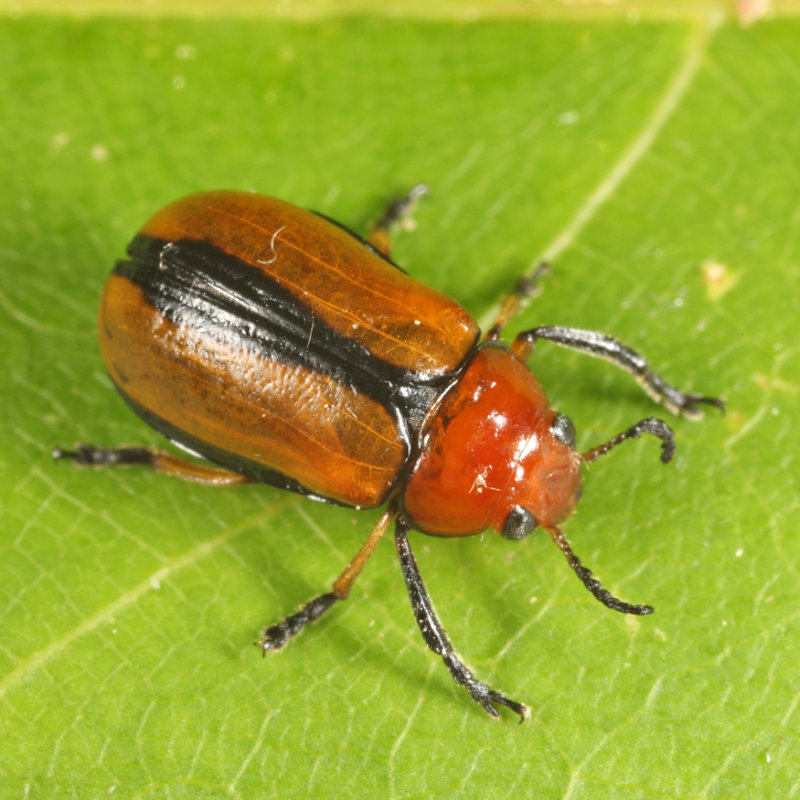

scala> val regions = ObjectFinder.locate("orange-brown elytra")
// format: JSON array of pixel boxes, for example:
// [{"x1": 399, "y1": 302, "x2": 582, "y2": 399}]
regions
[{"x1": 55, "y1": 187, "x2": 724, "y2": 720}]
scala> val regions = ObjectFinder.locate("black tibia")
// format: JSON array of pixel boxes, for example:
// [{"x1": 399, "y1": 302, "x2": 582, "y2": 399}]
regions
[
  {"x1": 514, "y1": 325, "x2": 725, "y2": 419},
  {"x1": 53, "y1": 444, "x2": 156, "y2": 467},
  {"x1": 582, "y1": 417, "x2": 676, "y2": 465},
  {"x1": 547, "y1": 526, "x2": 654, "y2": 616},
  {"x1": 257, "y1": 592, "x2": 339, "y2": 653},
  {"x1": 394, "y1": 518, "x2": 529, "y2": 721}
]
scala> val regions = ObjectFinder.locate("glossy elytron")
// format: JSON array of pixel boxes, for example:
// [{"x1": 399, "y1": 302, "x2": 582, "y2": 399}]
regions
[{"x1": 55, "y1": 187, "x2": 724, "y2": 720}]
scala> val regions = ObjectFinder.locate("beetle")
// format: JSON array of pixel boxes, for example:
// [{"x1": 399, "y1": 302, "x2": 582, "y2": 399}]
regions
[{"x1": 54, "y1": 186, "x2": 724, "y2": 720}]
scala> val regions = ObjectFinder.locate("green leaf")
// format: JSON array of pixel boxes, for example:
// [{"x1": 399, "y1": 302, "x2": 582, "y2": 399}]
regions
[{"x1": 2, "y1": 5, "x2": 798, "y2": 799}]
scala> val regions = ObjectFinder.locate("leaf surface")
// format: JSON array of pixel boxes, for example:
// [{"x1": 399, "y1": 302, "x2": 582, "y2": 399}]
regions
[{"x1": 2, "y1": 5, "x2": 798, "y2": 799}]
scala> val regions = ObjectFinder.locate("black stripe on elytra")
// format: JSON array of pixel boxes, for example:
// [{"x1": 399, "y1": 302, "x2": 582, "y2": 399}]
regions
[
  {"x1": 114, "y1": 382, "x2": 356, "y2": 505},
  {"x1": 117, "y1": 234, "x2": 461, "y2": 438}
]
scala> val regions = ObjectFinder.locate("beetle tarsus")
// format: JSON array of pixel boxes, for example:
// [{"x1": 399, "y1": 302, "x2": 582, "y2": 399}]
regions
[
  {"x1": 54, "y1": 443, "x2": 251, "y2": 485},
  {"x1": 648, "y1": 381, "x2": 726, "y2": 419},
  {"x1": 368, "y1": 183, "x2": 430, "y2": 256},
  {"x1": 517, "y1": 261, "x2": 552, "y2": 299},
  {"x1": 486, "y1": 262, "x2": 552, "y2": 342},
  {"x1": 375, "y1": 183, "x2": 429, "y2": 231},
  {"x1": 257, "y1": 591, "x2": 339, "y2": 653},
  {"x1": 52, "y1": 444, "x2": 155, "y2": 467},
  {"x1": 443, "y1": 653, "x2": 530, "y2": 721}
]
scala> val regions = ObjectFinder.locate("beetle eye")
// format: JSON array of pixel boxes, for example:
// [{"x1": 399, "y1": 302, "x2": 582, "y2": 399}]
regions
[
  {"x1": 501, "y1": 506, "x2": 538, "y2": 540},
  {"x1": 550, "y1": 412, "x2": 576, "y2": 448}
]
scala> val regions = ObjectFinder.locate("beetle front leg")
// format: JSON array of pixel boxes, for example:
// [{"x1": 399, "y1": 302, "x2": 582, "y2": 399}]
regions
[
  {"x1": 511, "y1": 326, "x2": 725, "y2": 419},
  {"x1": 394, "y1": 518, "x2": 529, "y2": 721}
]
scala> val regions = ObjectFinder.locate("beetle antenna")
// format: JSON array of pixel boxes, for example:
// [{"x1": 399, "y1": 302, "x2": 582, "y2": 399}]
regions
[
  {"x1": 546, "y1": 525, "x2": 654, "y2": 615},
  {"x1": 581, "y1": 417, "x2": 675, "y2": 465}
]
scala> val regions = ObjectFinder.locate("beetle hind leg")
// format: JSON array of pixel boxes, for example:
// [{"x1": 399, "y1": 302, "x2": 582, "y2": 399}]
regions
[
  {"x1": 395, "y1": 518, "x2": 529, "y2": 721},
  {"x1": 52, "y1": 444, "x2": 251, "y2": 486}
]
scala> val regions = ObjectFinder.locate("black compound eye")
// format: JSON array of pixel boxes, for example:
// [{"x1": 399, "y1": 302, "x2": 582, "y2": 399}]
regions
[
  {"x1": 550, "y1": 412, "x2": 576, "y2": 448},
  {"x1": 501, "y1": 506, "x2": 538, "y2": 540}
]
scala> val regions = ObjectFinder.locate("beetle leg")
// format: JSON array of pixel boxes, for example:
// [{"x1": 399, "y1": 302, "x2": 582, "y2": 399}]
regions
[
  {"x1": 484, "y1": 262, "x2": 551, "y2": 341},
  {"x1": 511, "y1": 325, "x2": 725, "y2": 419},
  {"x1": 257, "y1": 508, "x2": 395, "y2": 653},
  {"x1": 52, "y1": 445, "x2": 251, "y2": 486},
  {"x1": 546, "y1": 525, "x2": 654, "y2": 615},
  {"x1": 395, "y1": 518, "x2": 529, "y2": 721},
  {"x1": 367, "y1": 183, "x2": 429, "y2": 257}
]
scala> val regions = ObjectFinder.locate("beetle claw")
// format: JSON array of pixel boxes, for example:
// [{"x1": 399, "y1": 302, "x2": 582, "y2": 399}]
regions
[{"x1": 486, "y1": 692, "x2": 530, "y2": 722}]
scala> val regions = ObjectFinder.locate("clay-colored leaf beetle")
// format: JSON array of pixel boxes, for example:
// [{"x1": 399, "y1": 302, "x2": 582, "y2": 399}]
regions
[{"x1": 55, "y1": 186, "x2": 724, "y2": 720}]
